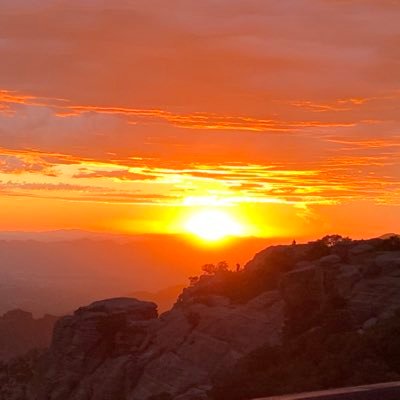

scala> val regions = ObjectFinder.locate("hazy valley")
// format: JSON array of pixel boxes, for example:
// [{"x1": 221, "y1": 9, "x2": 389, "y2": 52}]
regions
[{"x1": 0, "y1": 231, "x2": 273, "y2": 316}]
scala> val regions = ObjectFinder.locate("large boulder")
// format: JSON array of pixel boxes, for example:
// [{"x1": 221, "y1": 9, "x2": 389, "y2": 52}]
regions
[
  {"x1": 29, "y1": 292, "x2": 283, "y2": 400},
  {"x1": 244, "y1": 243, "x2": 313, "y2": 273},
  {"x1": 128, "y1": 291, "x2": 284, "y2": 399},
  {"x1": 34, "y1": 298, "x2": 158, "y2": 400}
]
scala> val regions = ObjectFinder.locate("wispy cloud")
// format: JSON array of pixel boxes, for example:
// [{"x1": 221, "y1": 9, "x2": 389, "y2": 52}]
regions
[
  {"x1": 1, "y1": 89, "x2": 362, "y2": 133},
  {"x1": 0, "y1": 0, "x2": 399, "y2": 232},
  {"x1": 1, "y1": 144, "x2": 399, "y2": 207}
]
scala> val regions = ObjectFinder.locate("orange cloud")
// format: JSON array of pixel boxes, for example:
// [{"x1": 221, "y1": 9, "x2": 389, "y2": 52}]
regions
[
  {"x1": 1, "y1": 143, "x2": 399, "y2": 207},
  {"x1": 0, "y1": 0, "x2": 399, "y2": 234},
  {"x1": 1, "y1": 89, "x2": 363, "y2": 133},
  {"x1": 73, "y1": 169, "x2": 159, "y2": 181},
  {"x1": 61, "y1": 104, "x2": 358, "y2": 132},
  {"x1": 0, "y1": 154, "x2": 57, "y2": 176}
]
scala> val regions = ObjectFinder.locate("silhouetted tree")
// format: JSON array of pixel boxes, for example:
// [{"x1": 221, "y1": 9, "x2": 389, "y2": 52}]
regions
[
  {"x1": 202, "y1": 261, "x2": 229, "y2": 275},
  {"x1": 320, "y1": 234, "x2": 349, "y2": 247},
  {"x1": 216, "y1": 261, "x2": 229, "y2": 272},
  {"x1": 201, "y1": 263, "x2": 217, "y2": 275}
]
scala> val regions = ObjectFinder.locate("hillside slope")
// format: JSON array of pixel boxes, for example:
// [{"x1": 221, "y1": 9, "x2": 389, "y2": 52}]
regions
[{"x1": 1, "y1": 235, "x2": 400, "y2": 400}]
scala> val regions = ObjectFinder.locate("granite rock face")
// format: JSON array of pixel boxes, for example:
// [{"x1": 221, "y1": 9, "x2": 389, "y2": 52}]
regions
[
  {"x1": 30, "y1": 293, "x2": 283, "y2": 400},
  {"x1": 34, "y1": 298, "x2": 158, "y2": 400},
  {"x1": 129, "y1": 291, "x2": 283, "y2": 399},
  {"x1": 2, "y1": 235, "x2": 400, "y2": 400},
  {"x1": 279, "y1": 245, "x2": 400, "y2": 335}
]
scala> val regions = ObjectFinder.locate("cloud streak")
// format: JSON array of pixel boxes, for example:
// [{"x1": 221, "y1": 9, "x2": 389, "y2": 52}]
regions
[{"x1": 0, "y1": 0, "x2": 399, "y2": 233}]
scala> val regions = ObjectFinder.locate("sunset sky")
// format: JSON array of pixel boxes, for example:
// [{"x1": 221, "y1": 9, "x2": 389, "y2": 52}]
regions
[{"x1": 0, "y1": 0, "x2": 399, "y2": 240}]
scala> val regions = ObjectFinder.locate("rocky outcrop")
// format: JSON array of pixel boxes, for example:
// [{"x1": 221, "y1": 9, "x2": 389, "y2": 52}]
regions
[
  {"x1": 0, "y1": 310, "x2": 58, "y2": 361},
  {"x1": 2, "y1": 234, "x2": 400, "y2": 400},
  {"x1": 280, "y1": 243, "x2": 400, "y2": 335},
  {"x1": 349, "y1": 251, "x2": 400, "y2": 324},
  {"x1": 130, "y1": 291, "x2": 283, "y2": 399},
  {"x1": 29, "y1": 293, "x2": 283, "y2": 400},
  {"x1": 34, "y1": 298, "x2": 158, "y2": 400}
]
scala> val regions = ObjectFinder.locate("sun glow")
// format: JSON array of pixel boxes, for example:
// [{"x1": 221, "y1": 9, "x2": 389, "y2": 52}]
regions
[{"x1": 184, "y1": 209, "x2": 244, "y2": 242}]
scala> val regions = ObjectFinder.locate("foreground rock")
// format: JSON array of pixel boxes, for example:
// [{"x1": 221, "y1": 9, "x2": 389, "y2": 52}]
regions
[
  {"x1": 2, "y1": 234, "x2": 400, "y2": 400},
  {"x1": 34, "y1": 298, "x2": 158, "y2": 400},
  {"x1": 130, "y1": 291, "x2": 283, "y2": 399},
  {"x1": 30, "y1": 293, "x2": 283, "y2": 400}
]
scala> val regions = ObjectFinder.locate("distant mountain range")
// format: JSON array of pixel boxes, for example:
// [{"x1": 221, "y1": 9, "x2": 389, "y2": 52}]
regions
[
  {"x1": 0, "y1": 230, "x2": 276, "y2": 316},
  {"x1": 0, "y1": 229, "x2": 158, "y2": 243}
]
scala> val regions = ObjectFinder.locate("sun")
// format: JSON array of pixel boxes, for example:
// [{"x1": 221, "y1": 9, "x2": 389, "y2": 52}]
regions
[{"x1": 184, "y1": 209, "x2": 244, "y2": 242}]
